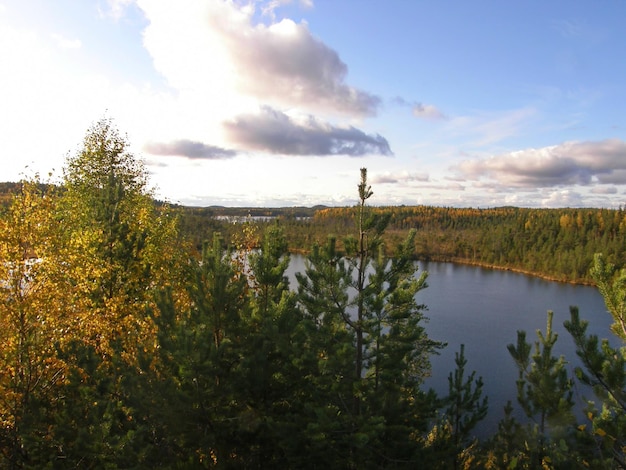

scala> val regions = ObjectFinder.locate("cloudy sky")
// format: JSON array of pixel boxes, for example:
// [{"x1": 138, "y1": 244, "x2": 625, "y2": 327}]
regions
[{"x1": 1, "y1": 0, "x2": 625, "y2": 207}]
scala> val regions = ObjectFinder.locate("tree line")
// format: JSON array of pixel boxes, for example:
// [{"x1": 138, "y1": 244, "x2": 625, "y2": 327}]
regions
[
  {"x1": 0, "y1": 119, "x2": 625, "y2": 468},
  {"x1": 174, "y1": 200, "x2": 626, "y2": 285},
  {"x1": 4, "y1": 185, "x2": 625, "y2": 285}
]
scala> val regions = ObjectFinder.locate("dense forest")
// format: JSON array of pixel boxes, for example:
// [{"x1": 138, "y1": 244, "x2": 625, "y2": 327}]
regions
[
  {"x1": 173, "y1": 201, "x2": 626, "y2": 286},
  {"x1": 1, "y1": 119, "x2": 625, "y2": 468},
  {"x1": 3, "y1": 187, "x2": 625, "y2": 285}
]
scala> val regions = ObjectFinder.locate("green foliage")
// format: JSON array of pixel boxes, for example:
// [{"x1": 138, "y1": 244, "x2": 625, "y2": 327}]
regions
[
  {"x1": 25, "y1": 118, "x2": 186, "y2": 467},
  {"x1": 445, "y1": 345, "x2": 488, "y2": 448},
  {"x1": 589, "y1": 253, "x2": 626, "y2": 340},
  {"x1": 154, "y1": 233, "x2": 253, "y2": 466},
  {"x1": 485, "y1": 401, "x2": 526, "y2": 469},
  {"x1": 508, "y1": 311, "x2": 575, "y2": 435},
  {"x1": 295, "y1": 169, "x2": 445, "y2": 467},
  {"x1": 149, "y1": 226, "x2": 331, "y2": 467},
  {"x1": 505, "y1": 311, "x2": 577, "y2": 468},
  {"x1": 423, "y1": 344, "x2": 488, "y2": 470},
  {"x1": 483, "y1": 253, "x2": 626, "y2": 469},
  {"x1": 564, "y1": 256, "x2": 626, "y2": 468},
  {"x1": 248, "y1": 222, "x2": 291, "y2": 314}
]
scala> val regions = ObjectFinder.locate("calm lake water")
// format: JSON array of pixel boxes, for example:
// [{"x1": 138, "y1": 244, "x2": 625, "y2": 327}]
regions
[{"x1": 286, "y1": 255, "x2": 616, "y2": 438}]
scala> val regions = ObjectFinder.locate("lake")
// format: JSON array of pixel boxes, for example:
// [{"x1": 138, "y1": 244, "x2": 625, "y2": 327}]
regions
[{"x1": 285, "y1": 255, "x2": 616, "y2": 438}]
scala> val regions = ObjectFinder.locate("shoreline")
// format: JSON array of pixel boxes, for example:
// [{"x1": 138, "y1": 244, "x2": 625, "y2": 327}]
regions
[
  {"x1": 421, "y1": 256, "x2": 595, "y2": 287},
  {"x1": 288, "y1": 249, "x2": 595, "y2": 287}
]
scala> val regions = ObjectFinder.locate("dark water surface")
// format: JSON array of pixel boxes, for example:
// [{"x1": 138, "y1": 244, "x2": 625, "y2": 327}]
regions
[{"x1": 286, "y1": 255, "x2": 615, "y2": 438}]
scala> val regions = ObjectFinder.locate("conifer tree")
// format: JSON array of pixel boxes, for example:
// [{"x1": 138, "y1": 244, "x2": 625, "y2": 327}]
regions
[
  {"x1": 507, "y1": 311, "x2": 576, "y2": 466},
  {"x1": 295, "y1": 236, "x2": 357, "y2": 467},
  {"x1": 589, "y1": 253, "x2": 626, "y2": 341},
  {"x1": 443, "y1": 344, "x2": 488, "y2": 468},
  {"x1": 564, "y1": 253, "x2": 626, "y2": 468},
  {"x1": 248, "y1": 222, "x2": 291, "y2": 314},
  {"x1": 422, "y1": 344, "x2": 488, "y2": 470},
  {"x1": 485, "y1": 401, "x2": 525, "y2": 469},
  {"x1": 296, "y1": 168, "x2": 443, "y2": 467},
  {"x1": 223, "y1": 222, "x2": 335, "y2": 466},
  {"x1": 177, "y1": 232, "x2": 251, "y2": 466},
  {"x1": 152, "y1": 227, "x2": 318, "y2": 467}
]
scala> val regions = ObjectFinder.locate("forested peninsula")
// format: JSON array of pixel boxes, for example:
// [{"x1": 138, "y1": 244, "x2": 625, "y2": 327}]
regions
[
  {"x1": 1, "y1": 120, "x2": 625, "y2": 468},
  {"x1": 175, "y1": 203, "x2": 626, "y2": 285}
]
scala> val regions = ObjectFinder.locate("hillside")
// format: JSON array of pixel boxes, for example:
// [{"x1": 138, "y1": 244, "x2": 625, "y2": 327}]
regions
[{"x1": 2, "y1": 181, "x2": 623, "y2": 283}]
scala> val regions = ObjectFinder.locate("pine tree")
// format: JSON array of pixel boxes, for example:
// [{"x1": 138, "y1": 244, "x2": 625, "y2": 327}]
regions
[
  {"x1": 485, "y1": 401, "x2": 525, "y2": 469},
  {"x1": 296, "y1": 168, "x2": 444, "y2": 467},
  {"x1": 248, "y1": 222, "x2": 291, "y2": 315},
  {"x1": 151, "y1": 226, "x2": 323, "y2": 467},
  {"x1": 295, "y1": 236, "x2": 357, "y2": 467},
  {"x1": 171, "y1": 232, "x2": 251, "y2": 466},
  {"x1": 589, "y1": 253, "x2": 626, "y2": 341},
  {"x1": 442, "y1": 344, "x2": 488, "y2": 468},
  {"x1": 564, "y1": 253, "x2": 626, "y2": 468},
  {"x1": 507, "y1": 311, "x2": 576, "y2": 466}
]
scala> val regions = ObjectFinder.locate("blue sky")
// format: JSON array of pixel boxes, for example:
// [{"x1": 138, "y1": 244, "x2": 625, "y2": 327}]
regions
[{"x1": 1, "y1": 0, "x2": 625, "y2": 207}]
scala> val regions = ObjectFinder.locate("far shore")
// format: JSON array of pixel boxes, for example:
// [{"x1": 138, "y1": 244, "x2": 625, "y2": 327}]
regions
[{"x1": 287, "y1": 249, "x2": 596, "y2": 287}]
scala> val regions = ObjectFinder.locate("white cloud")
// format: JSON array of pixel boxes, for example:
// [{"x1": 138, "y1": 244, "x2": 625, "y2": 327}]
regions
[
  {"x1": 260, "y1": 0, "x2": 314, "y2": 20},
  {"x1": 454, "y1": 139, "x2": 626, "y2": 188},
  {"x1": 590, "y1": 186, "x2": 618, "y2": 195},
  {"x1": 138, "y1": 0, "x2": 380, "y2": 118},
  {"x1": 0, "y1": 19, "x2": 86, "y2": 177},
  {"x1": 224, "y1": 106, "x2": 391, "y2": 156},
  {"x1": 51, "y1": 33, "x2": 82, "y2": 49},
  {"x1": 101, "y1": 0, "x2": 135, "y2": 20},
  {"x1": 0, "y1": 0, "x2": 391, "y2": 208},
  {"x1": 412, "y1": 103, "x2": 445, "y2": 120},
  {"x1": 541, "y1": 189, "x2": 583, "y2": 208},
  {"x1": 371, "y1": 171, "x2": 429, "y2": 184}
]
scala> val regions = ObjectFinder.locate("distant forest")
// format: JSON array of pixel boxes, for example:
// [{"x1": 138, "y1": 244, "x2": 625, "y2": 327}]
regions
[
  {"x1": 175, "y1": 203, "x2": 626, "y2": 285},
  {"x1": 2, "y1": 181, "x2": 624, "y2": 284}
]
